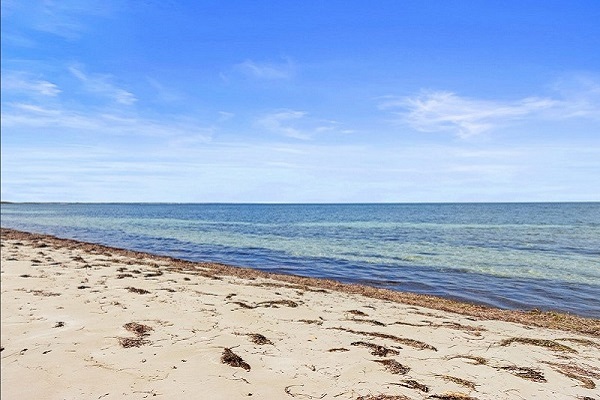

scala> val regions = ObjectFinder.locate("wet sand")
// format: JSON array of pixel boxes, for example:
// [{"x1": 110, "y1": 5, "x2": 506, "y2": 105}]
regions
[{"x1": 1, "y1": 228, "x2": 599, "y2": 399}]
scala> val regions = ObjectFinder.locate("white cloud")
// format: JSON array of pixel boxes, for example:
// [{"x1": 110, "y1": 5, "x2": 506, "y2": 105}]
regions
[
  {"x1": 147, "y1": 77, "x2": 183, "y2": 103},
  {"x1": 550, "y1": 74, "x2": 600, "y2": 118},
  {"x1": 257, "y1": 110, "x2": 350, "y2": 140},
  {"x1": 235, "y1": 58, "x2": 295, "y2": 80},
  {"x1": 380, "y1": 91, "x2": 557, "y2": 138},
  {"x1": 2, "y1": 0, "x2": 115, "y2": 41},
  {"x1": 258, "y1": 110, "x2": 310, "y2": 139},
  {"x1": 1, "y1": 72, "x2": 61, "y2": 96},
  {"x1": 1, "y1": 101, "x2": 212, "y2": 143},
  {"x1": 69, "y1": 65, "x2": 137, "y2": 105},
  {"x1": 381, "y1": 77, "x2": 600, "y2": 138}
]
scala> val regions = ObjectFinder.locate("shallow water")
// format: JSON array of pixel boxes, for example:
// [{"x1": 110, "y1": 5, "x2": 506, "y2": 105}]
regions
[{"x1": 2, "y1": 202, "x2": 599, "y2": 317}]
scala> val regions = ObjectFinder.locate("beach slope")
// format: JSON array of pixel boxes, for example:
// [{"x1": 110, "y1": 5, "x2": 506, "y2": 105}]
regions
[{"x1": 1, "y1": 229, "x2": 599, "y2": 399}]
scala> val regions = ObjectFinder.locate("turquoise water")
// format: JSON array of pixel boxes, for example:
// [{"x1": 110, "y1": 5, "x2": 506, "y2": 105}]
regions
[{"x1": 2, "y1": 203, "x2": 599, "y2": 317}]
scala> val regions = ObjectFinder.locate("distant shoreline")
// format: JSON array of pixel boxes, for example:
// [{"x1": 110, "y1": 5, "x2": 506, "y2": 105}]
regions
[{"x1": 2, "y1": 200, "x2": 599, "y2": 205}]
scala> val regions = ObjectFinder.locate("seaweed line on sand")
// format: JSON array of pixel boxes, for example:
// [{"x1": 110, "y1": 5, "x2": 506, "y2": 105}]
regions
[
  {"x1": 498, "y1": 365, "x2": 546, "y2": 383},
  {"x1": 373, "y1": 359, "x2": 410, "y2": 375},
  {"x1": 390, "y1": 380, "x2": 429, "y2": 393},
  {"x1": 499, "y1": 337, "x2": 577, "y2": 353},
  {"x1": 330, "y1": 327, "x2": 437, "y2": 351},
  {"x1": 351, "y1": 341, "x2": 399, "y2": 357},
  {"x1": 3, "y1": 228, "x2": 599, "y2": 337},
  {"x1": 437, "y1": 375, "x2": 477, "y2": 390},
  {"x1": 543, "y1": 361, "x2": 599, "y2": 389}
]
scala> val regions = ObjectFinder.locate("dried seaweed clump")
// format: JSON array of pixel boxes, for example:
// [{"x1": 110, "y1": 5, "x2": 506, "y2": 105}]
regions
[
  {"x1": 438, "y1": 375, "x2": 476, "y2": 390},
  {"x1": 257, "y1": 299, "x2": 299, "y2": 308},
  {"x1": 499, "y1": 337, "x2": 577, "y2": 353},
  {"x1": 447, "y1": 355, "x2": 488, "y2": 365},
  {"x1": 429, "y1": 393, "x2": 479, "y2": 400},
  {"x1": 349, "y1": 318, "x2": 386, "y2": 326},
  {"x1": 118, "y1": 337, "x2": 150, "y2": 348},
  {"x1": 124, "y1": 322, "x2": 153, "y2": 336},
  {"x1": 29, "y1": 289, "x2": 61, "y2": 297},
  {"x1": 356, "y1": 395, "x2": 411, "y2": 400},
  {"x1": 221, "y1": 348, "x2": 250, "y2": 371},
  {"x1": 248, "y1": 333, "x2": 273, "y2": 345},
  {"x1": 347, "y1": 309, "x2": 368, "y2": 316},
  {"x1": 298, "y1": 319, "x2": 323, "y2": 325},
  {"x1": 544, "y1": 362, "x2": 599, "y2": 389},
  {"x1": 331, "y1": 327, "x2": 437, "y2": 351},
  {"x1": 373, "y1": 359, "x2": 410, "y2": 375},
  {"x1": 499, "y1": 365, "x2": 546, "y2": 383},
  {"x1": 396, "y1": 379, "x2": 429, "y2": 393},
  {"x1": 351, "y1": 341, "x2": 399, "y2": 357},
  {"x1": 557, "y1": 338, "x2": 600, "y2": 349},
  {"x1": 118, "y1": 321, "x2": 153, "y2": 348},
  {"x1": 441, "y1": 321, "x2": 487, "y2": 335},
  {"x1": 230, "y1": 301, "x2": 255, "y2": 309},
  {"x1": 126, "y1": 286, "x2": 150, "y2": 294}
]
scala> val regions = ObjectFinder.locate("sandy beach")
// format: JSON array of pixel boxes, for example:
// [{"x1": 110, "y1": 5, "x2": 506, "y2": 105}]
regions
[{"x1": 1, "y1": 228, "x2": 599, "y2": 399}]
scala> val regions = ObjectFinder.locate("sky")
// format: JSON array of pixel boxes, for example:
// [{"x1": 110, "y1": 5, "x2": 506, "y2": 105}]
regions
[{"x1": 2, "y1": 0, "x2": 599, "y2": 203}]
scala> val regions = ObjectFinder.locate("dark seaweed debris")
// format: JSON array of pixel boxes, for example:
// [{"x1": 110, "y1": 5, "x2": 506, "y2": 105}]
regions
[
  {"x1": 124, "y1": 322, "x2": 153, "y2": 336},
  {"x1": 126, "y1": 287, "x2": 150, "y2": 294},
  {"x1": 499, "y1": 366, "x2": 546, "y2": 382},
  {"x1": 351, "y1": 341, "x2": 399, "y2": 357},
  {"x1": 395, "y1": 379, "x2": 429, "y2": 393},
  {"x1": 221, "y1": 348, "x2": 250, "y2": 371},
  {"x1": 248, "y1": 333, "x2": 273, "y2": 345},
  {"x1": 429, "y1": 394, "x2": 479, "y2": 400},
  {"x1": 118, "y1": 337, "x2": 150, "y2": 348},
  {"x1": 331, "y1": 327, "x2": 437, "y2": 351},
  {"x1": 499, "y1": 337, "x2": 576, "y2": 353},
  {"x1": 373, "y1": 359, "x2": 410, "y2": 374}
]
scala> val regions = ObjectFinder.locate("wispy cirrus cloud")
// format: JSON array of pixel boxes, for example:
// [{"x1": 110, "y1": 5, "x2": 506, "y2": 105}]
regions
[
  {"x1": 235, "y1": 58, "x2": 295, "y2": 80},
  {"x1": 1, "y1": 101, "x2": 212, "y2": 144},
  {"x1": 69, "y1": 65, "x2": 137, "y2": 105},
  {"x1": 381, "y1": 78, "x2": 600, "y2": 138},
  {"x1": 550, "y1": 74, "x2": 600, "y2": 118},
  {"x1": 258, "y1": 110, "x2": 310, "y2": 139},
  {"x1": 380, "y1": 91, "x2": 557, "y2": 138},
  {"x1": 257, "y1": 110, "x2": 350, "y2": 140},
  {"x1": 1, "y1": 0, "x2": 115, "y2": 41},
  {"x1": 1, "y1": 71, "x2": 61, "y2": 96}
]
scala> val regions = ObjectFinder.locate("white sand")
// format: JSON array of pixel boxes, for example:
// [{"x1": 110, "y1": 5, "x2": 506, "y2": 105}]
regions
[{"x1": 1, "y1": 231, "x2": 599, "y2": 399}]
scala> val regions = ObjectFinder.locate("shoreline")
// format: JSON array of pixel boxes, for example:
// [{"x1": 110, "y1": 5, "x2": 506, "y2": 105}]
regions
[
  {"x1": 3, "y1": 202, "x2": 598, "y2": 319},
  {"x1": 2, "y1": 227, "x2": 599, "y2": 399},
  {"x1": 2, "y1": 228, "x2": 598, "y2": 336}
]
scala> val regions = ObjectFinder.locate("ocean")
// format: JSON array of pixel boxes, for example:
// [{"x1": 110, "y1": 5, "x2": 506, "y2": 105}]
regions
[{"x1": 1, "y1": 202, "x2": 599, "y2": 318}]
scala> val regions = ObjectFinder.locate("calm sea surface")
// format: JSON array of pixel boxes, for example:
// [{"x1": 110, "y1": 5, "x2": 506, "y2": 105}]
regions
[{"x1": 2, "y1": 203, "x2": 599, "y2": 317}]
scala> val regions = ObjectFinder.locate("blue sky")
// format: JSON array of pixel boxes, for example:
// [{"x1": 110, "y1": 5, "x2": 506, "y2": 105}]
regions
[{"x1": 2, "y1": 1, "x2": 599, "y2": 202}]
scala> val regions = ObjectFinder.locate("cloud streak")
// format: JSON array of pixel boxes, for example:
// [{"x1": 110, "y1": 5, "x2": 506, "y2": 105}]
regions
[
  {"x1": 380, "y1": 91, "x2": 557, "y2": 138},
  {"x1": 381, "y1": 79, "x2": 600, "y2": 138},
  {"x1": 1, "y1": 101, "x2": 212, "y2": 144},
  {"x1": 235, "y1": 58, "x2": 295, "y2": 80},
  {"x1": 257, "y1": 110, "x2": 350, "y2": 140},
  {"x1": 1, "y1": 0, "x2": 115, "y2": 41},
  {"x1": 69, "y1": 65, "x2": 137, "y2": 105},
  {"x1": 1, "y1": 72, "x2": 61, "y2": 97}
]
